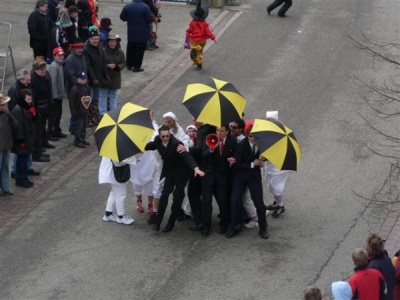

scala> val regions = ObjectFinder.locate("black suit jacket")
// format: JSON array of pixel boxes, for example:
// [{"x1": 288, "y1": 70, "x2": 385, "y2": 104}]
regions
[
  {"x1": 145, "y1": 134, "x2": 198, "y2": 180},
  {"x1": 201, "y1": 135, "x2": 236, "y2": 174},
  {"x1": 231, "y1": 137, "x2": 261, "y2": 181}
]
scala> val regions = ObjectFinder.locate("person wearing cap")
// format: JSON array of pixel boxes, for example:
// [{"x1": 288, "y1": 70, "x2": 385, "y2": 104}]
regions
[
  {"x1": 186, "y1": 0, "x2": 217, "y2": 70},
  {"x1": 0, "y1": 93, "x2": 18, "y2": 194},
  {"x1": 120, "y1": 0, "x2": 154, "y2": 72},
  {"x1": 264, "y1": 110, "x2": 290, "y2": 218},
  {"x1": 266, "y1": 0, "x2": 292, "y2": 18},
  {"x1": 186, "y1": 124, "x2": 197, "y2": 143},
  {"x1": 101, "y1": 34, "x2": 126, "y2": 115},
  {"x1": 66, "y1": 6, "x2": 80, "y2": 45},
  {"x1": 331, "y1": 281, "x2": 352, "y2": 300},
  {"x1": 48, "y1": 47, "x2": 68, "y2": 139},
  {"x1": 28, "y1": 0, "x2": 52, "y2": 60},
  {"x1": 30, "y1": 59, "x2": 54, "y2": 162},
  {"x1": 84, "y1": 26, "x2": 110, "y2": 125},
  {"x1": 11, "y1": 89, "x2": 39, "y2": 189},
  {"x1": 68, "y1": 71, "x2": 91, "y2": 148}
]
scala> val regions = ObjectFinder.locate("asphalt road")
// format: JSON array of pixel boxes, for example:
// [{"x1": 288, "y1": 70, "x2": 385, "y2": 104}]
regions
[{"x1": 0, "y1": 0, "x2": 398, "y2": 299}]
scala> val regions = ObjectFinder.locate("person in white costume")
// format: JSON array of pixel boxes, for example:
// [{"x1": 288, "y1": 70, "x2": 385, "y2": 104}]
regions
[
  {"x1": 264, "y1": 111, "x2": 290, "y2": 218},
  {"x1": 99, "y1": 154, "x2": 138, "y2": 225}
]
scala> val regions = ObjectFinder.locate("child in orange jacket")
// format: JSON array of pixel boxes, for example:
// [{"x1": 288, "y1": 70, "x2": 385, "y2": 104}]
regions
[{"x1": 186, "y1": 1, "x2": 217, "y2": 70}]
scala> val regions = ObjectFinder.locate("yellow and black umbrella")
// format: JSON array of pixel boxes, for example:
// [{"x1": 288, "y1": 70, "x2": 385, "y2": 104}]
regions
[
  {"x1": 250, "y1": 118, "x2": 301, "y2": 171},
  {"x1": 94, "y1": 103, "x2": 155, "y2": 162},
  {"x1": 182, "y1": 77, "x2": 247, "y2": 127}
]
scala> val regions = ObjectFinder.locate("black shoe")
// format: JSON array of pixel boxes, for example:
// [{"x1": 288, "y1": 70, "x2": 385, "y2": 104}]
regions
[
  {"x1": 184, "y1": 214, "x2": 192, "y2": 220},
  {"x1": 41, "y1": 153, "x2": 50, "y2": 158},
  {"x1": 201, "y1": 229, "x2": 210, "y2": 237},
  {"x1": 189, "y1": 224, "x2": 203, "y2": 231},
  {"x1": 266, "y1": 201, "x2": 278, "y2": 210},
  {"x1": 267, "y1": 7, "x2": 271, "y2": 15},
  {"x1": 28, "y1": 169, "x2": 41, "y2": 176},
  {"x1": 217, "y1": 226, "x2": 227, "y2": 234},
  {"x1": 196, "y1": 64, "x2": 202, "y2": 70},
  {"x1": 11, "y1": 171, "x2": 16, "y2": 179},
  {"x1": 132, "y1": 68, "x2": 144, "y2": 72},
  {"x1": 177, "y1": 209, "x2": 185, "y2": 222},
  {"x1": 127, "y1": 66, "x2": 132, "y2": 71},
  {"x1": 46, "y1": 136, "x2": 59, "y2": 142},
  {"x1": 147, "y1": 212, "x2": 157, "y2": 224},
  {"x1": 162, "y1": 223, "x2": 174, "y2": 233},
  {"x1": 272, "y1": 206, "x2": 285, "y2": 218},
  {"x1": 225, "y1": 226, "x2": 241, "y2": 239},
  {"x1": 42, "y1": 143, "x2": 56, "y2": 149},
  {"x1": 259, "y1": 229, "x2": 269, "y2": 239},
  {"x1": 16, "y1": 181, "x2": 34, "y2": 188},
  {"x1": 3, "y1": 191, "x2": 14, "y2": 195},
  {"x1": 81, "y1": 140, "x2": 90, "y2": 146},
  {"x1": 33, "y1": 156, "x2": 50, "y2": 162},
  {"x1": 152, "y1": 224, "x2": 160, "y2": 231},
  {"x1": 190, "y1": 48, "x2": 197, "y2": 59},
  {"x1": 54, "y1": 132, "x2": 67, "y2": 138},
  {"x1": 74, "y1": 141, "x2": 86, "y2": 148},
  {"x1": 277, "y1": 13, "x2": 286, "y2": 17}
]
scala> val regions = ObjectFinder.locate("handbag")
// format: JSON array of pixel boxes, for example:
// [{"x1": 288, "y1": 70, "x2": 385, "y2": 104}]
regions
[
  {"x1": 112, "y1": 161, "x2": 131, "y2": 183},
  {"x1": 184, "y1": 36, "x2": 190, "y2": 49}
]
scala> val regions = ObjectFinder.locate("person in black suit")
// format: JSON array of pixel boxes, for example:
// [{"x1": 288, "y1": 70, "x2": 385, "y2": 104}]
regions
[
  {"x1": 266, "y1": 0, "x2": 292, "y2": 18},
  {"x1": 198, "y1": 124, "x2": 236, "y2": 237},
  {"x1": 144, "y1": 125, "x2": 205, "y2": 233},
  {"x1": 227, "y1": 125, "x2": 269, "y2": 239}
]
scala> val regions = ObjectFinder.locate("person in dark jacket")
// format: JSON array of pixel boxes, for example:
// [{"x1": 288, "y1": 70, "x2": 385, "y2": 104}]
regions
[
  {"x1": 101, "y1": 34, "x2": 125, "y2": 116},
  {"x1": 76, "y1": 0, "x2": 92, "y2": 41},
  {"x1": 49, "y1": 10, "x2": 73, "y2": 59},
  {"x1": 66, "y1": 6, "x2": 80, "y2": 45},
  {"x1": 28, "y1": 0, "x2": 51, "y2": 60},
  {"x1": 68, "y1": 71, "x2": 91, "y2": 148},
  {"x1": 366, "y1": 233, "x2": 396, "y2": 300},
  {"x1": 0, "y1": 93, "x2": 18, "y2": 195},
  {"x1": 47, "y1": 0, "x2": 61, "y2": 27},
  {"x1": 266, "y1": 0, "x2": 292, "y2": 18},
  {"x1": 84, "y1": 26, "x2": 109, "y2": 125},
  {"x1": 11, "y1": 89, "x2": 38, "y2": 188},
  {"x1": 145, "y1": 125, "x2": 205, "y2": 233},
  {"x1": 120, "y1": 0, "x2": 154, "y2": 72}
]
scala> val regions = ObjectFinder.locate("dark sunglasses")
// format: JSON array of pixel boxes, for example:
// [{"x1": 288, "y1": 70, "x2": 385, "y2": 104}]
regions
[
  {"x1": 230, "y1": 126, "x2": 239, "y2": 129},
  {"x1": 161, "y1": 135, "x2": 170, "y2": 138}
]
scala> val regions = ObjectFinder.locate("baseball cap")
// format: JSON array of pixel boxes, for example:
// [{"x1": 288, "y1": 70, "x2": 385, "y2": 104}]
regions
[
  {"x1": 53, "y1": 47, "x2": 65, "y2": 56},
  {"x1": 76, "y1": 71, "x2": 87, "y2": 80}
]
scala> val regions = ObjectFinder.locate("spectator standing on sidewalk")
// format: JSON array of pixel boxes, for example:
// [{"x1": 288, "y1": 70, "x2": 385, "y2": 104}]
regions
[
  {"x1": 48, "y1": 47, "x2": 68, "y2": 139},
  {"x1": 101, "y1": 34, "x2": 126, "y2": 114},
  {"x1": 0, "y1": 93, "x2": 18, "y2": 195},
  {"x1": 28, "y1": 0, "x2": 51, "y2": 60},
  {"x1": 186, "y1": 0, "x2": 216, "y2": 70},
  {"x1": 120, "y1": 0, "x2": 154, "y2": 72}
]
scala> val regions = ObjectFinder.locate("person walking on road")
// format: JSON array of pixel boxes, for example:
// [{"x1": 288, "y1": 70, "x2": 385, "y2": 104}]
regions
[
  {"x1": 266, "y1": 0, "x2": 292, "y2": 18},
  {"x1": 186, "y1": 0, "x2": 216, "y2": 70},
  {"x1": 120, "y1": 0, "x2": 154, "y2": 72}
]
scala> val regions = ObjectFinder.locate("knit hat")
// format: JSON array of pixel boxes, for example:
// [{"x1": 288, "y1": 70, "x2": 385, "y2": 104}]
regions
[
  {"x1": 266, "y1": 110, "x2": 279, "y2": 120},
  {"x1": 163, "y1": 112, "x2": 178, "y2": 121},
  {"x1": 88, "y1": 26, "x2": 100, "y2": 38},
  {"x1": 56, "y1": 10, "x2": 73, "y2": 27},
  {"x1": 32, "y1": 59, "x2": 47, "y2": 70},
  {"x1": 100, "y1": 17, "x2": 112, "y2": 29},
  {"x1": 186, "y1": 124, "x2": 197, "y2": 133},
  {"x1": 36, "y1": 0, "x2": 47, "y2": 7},
  {"x1": 331, "y1": 281, "x2": 352, "y2": 300},
  {"x1": 190, "y1": 0, "x2": 209, "y2": 21}
]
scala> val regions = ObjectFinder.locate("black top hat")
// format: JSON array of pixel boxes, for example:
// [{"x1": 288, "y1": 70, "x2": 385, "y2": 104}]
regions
[{"x1": 190, "y1": 0, "x2": 209, "y2": 21}]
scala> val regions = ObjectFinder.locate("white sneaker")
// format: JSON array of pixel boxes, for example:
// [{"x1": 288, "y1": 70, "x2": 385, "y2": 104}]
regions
[
  {"x1": 266, "y1": 210, "x2": 270, "y2": 217},
  {"x1": 103, "y1": 214, "x2": 117, "y2": 222},
  {"x1": 116, "y1": 215, "x2": 134, "y2": 225},
  {"x1": 244, "y1": 220, "x2": 259, "y2": 229}
]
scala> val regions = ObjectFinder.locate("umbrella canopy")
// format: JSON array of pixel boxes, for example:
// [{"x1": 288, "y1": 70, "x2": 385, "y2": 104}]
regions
[
  {"x1": 250, "y1": 118, "x2": 301, "y2": 171},
  {"x1": 182, "y1": 77, "x2": 247, "y2": 127},
  {"x1": 94, "y1": 103, "x2": 155, "y2": 162}
]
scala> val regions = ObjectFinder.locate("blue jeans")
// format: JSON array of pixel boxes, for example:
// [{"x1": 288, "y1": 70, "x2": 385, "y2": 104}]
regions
[
  {"x1": 0, "y1": 150, "x2": 10, "y2": 192},
  {"x1": 16, "y1": 154, "x2": 29, "y2": 185},
  {"x1": 12, "y1": 154, "x2": 33, "y2": 173},
  {"x1": 74, "y1": 116, "x2": 87, "y2": 142},
  {"x1": 99, "y1": 88, "x2": 118, "y2": 116}
]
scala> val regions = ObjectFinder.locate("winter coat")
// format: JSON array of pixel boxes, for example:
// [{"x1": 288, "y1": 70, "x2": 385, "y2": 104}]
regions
[
  {"x1": 0, "y1": 110, "x2": 18, "y2": 152},
  {"x1": 65, "y1": 16, "x2": 79, "y2": 44},
  {"x1": 49, "y1": 60, "x2": 66, "y2": 99},
  {"x1": 30, "y1": 70, "x2": 53, "y2": 118},
  {"x1": 69, "y1": 82, "x2": 90, "y2": 117},
  {"x1": 103, "y1": 46, "x2": 126, "y2": 90},
  {"x1": 47, "y1": 0, "x2": 60, "y2": 26},
  {"x1": 186, "y1": 19, "x2": 215, "y2": 42},
  {"x1": 84, "y1": 42, "x2": 109, "y2": 87},
  {"x1": 77, "y1": 0, "x2": 92, "y2": 41},
  {"x1": 142, "y1": 0, "x2": 158, "y2": 16},
  {"x1": 368, "y1": 254, "x2": 396, "y2": 300},
  {"x1": 119, "y1": 0, "x2": 154, "y2": 43},
  {"x1": 100, "y1": 28, "x2": 111, "y2": 47},
  {"x1": 27, "y1": 8, "x2": 51, "y2": 52},
  {"x1": 11, "y1": 99, "x2": 36, "y2": 155},
  {"x1": 348, "y1": 264, "x2": 386, "y2": 300},
  {"x1": 7, "y1": 80, "x2": 32, "y2": 112},
  {"x1": 64, "y1": 50, "x2": 87, "y2": 96}
]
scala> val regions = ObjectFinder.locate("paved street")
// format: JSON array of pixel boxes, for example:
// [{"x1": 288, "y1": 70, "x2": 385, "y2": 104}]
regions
[{"x1": 0, "y1": 0, "x2": 399, "y2": 299}]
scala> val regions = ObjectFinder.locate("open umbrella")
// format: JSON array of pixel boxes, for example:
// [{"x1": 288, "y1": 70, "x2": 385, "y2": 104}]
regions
[
  {"x1": 250, "y1": 118, "x2": 301, "y2": 171},
  {"x1": 94, "y1": 103, "x2": 155, "y2": 162},
  {"x1": 182, "y1": 77, "x2": 247, "y2": 127}
]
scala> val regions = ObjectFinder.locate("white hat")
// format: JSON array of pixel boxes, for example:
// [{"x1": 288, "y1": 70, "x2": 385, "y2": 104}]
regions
[
  {"x1": 266, "y1": 110, "x2": 278, "y2": 120},
  {"x1": 163, "y1": 112, "x2": 178, "y2": 121},
  {"x1": 331, "y1": 281, "x2": 352, "y2": 300},
  {"x1": 186, "y1": 124, "x2": 197, "y2": 133}
]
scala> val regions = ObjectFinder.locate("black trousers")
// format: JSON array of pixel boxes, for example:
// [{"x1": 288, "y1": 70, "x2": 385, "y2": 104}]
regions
[
  {"x1": 155, "y1": 173, "x2": 190, "y2": 226},
  {"x1": 187, "y1": 175, "x2": 202, "y2": 226},
  {"x1": 267, "y1": 0, "x2": 292, "y2": 16},
  {"x1": 126, "y1": 42, "x2": 146, "y2": 69},
  {"x1": 47, "y1": 99, "x2": 63, "y2": 134},
  {"x1": 33, "y1": 117, "x2": 46, "y2": 159}
]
